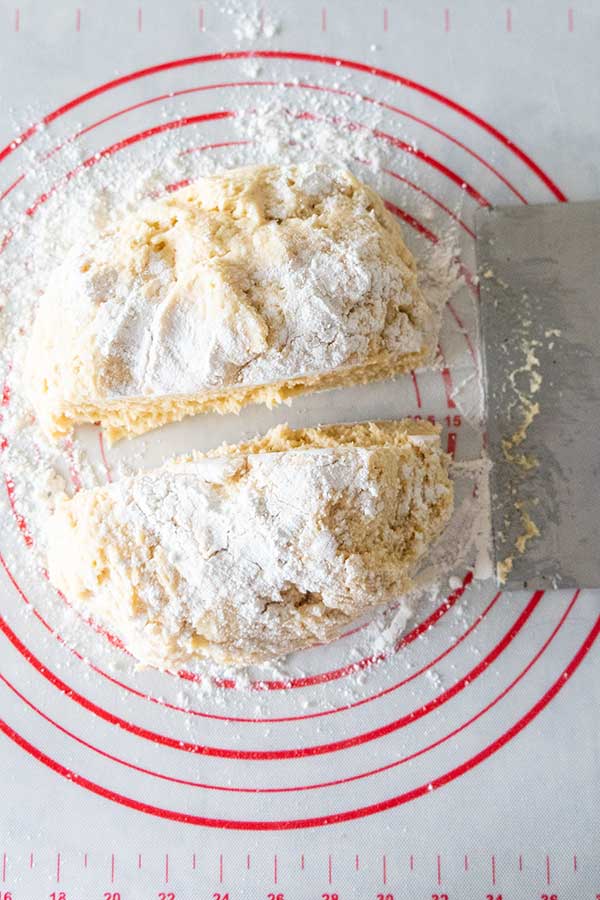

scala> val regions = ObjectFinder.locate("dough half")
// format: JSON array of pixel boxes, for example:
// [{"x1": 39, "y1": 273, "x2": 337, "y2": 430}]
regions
[
  {"x1": 27, "y1": 164, "x2": 437, "y2": 442},
  {"x1": 46, "y1": 420, "x2": 453, "y2": 667}
]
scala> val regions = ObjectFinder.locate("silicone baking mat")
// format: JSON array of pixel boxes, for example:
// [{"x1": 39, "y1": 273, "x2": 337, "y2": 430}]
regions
[{"x1": 1, "y1": 1, "x2": 600, "y2": 897}]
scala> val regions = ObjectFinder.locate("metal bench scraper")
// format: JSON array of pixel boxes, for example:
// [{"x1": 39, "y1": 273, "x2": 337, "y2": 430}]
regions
[{"x1": 475, "y1": 201, "x2": 600, "y2": 591}]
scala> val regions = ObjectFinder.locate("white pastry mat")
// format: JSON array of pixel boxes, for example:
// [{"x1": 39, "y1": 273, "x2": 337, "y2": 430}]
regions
[{"x1": 1, "y1": 1, "x2": 599, "y2": 897}]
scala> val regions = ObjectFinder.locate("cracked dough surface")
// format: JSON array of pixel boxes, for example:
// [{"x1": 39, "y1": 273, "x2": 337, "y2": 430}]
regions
[
  {"x1": 46, "y1": 420, "x2": 453, "y2": 667},
  {"x1": 27, "y1": 163, "x2": 436, "y2": 443}
]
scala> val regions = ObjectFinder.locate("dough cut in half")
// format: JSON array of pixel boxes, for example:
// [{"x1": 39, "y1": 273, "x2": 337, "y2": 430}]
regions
[
  {"x1": 27, "y1": 163, "x2": 437, "y2": 443},
  {"x1": 46, "y1": 420, "x2": 453, "y2": 668}
]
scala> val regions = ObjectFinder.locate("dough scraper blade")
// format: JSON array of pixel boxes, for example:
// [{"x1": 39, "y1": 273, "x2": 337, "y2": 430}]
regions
[{"x1": 474, "y1": 201, "x2": 600, "y2": 590}]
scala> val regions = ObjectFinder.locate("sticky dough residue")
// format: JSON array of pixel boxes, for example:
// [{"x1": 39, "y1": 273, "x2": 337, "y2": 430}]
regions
[{"x1": 497, "y1": 338, "x2": 542, "y2": 582}]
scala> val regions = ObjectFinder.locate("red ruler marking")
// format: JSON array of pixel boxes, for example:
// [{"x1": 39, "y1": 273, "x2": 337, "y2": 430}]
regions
[
  {"x1": 573, "y1": 854, "x2": 578, "y2": 872},
  {"x1": 138, "y1": 854, "x2": 142, "y2": 870},
  {"x1": 98, "y1": 431, "x2": 113, "y2": 483},
  {"x1": 546, "y1": 855, "x2": 551, "y2": 885},
  {"x1": 137, "y1": 6, "x2": 142, "y2": 31},
  {"x1": 441, "y1": 366, "x2": 457, "y2": 408},
  {"x1": 14, "y1": 7, "x2": 20, "y2": 32},
  {"x1": 274, "y1": 855, "x2": 278, "y2": 885},
  {"x1": 165, "y1": 854, "x2": 169, "y2": 884},
  {"x1": 192, "y1": 853, "x2": 197, "y2": 871},
  {"x1": 328, "y1": 855, "x2": 332, "y2": 885},
  {"x1": 568, "y1": 7, "x2": 574, "y2": 31},
  {"x1": 383, "y1": 855, "x2": 387, "y2": 885},
  {"x1": 2, "y1": 853, "x2": 6, "y2": 883},
  {"x1": 410, "y1": 855, "x2": 414, "y2": 872},
  {"x1": 464, "y1": 854, "x2": 469, "y2": 871},
  {"x1": 219, "y1": 854, "x2": 223, "y2": 884},
  {"x1": 506, "y1": 7, "x2": 512, "y2": 32},
  {"x1": 111, "y1": 854, "x2": 115, "y2": 884},
  {"x1": 519, "y1": 854, "x2": 523, "y2": 872},
  {"x1": 300, "y1": 855, "x2": 305, "y2": 871},
  {"x1": 321, "y1": 7, "x2": 327, "y2": 31},
  {"x1": 0, "y1": 174, "x2": 24, "y2": 202},
  {"x1": 444, "y1": 8, "x2": 450, "y2": 31},
  {"x1": 492, "y1": 854, "x2": 496, "y2": 885},
  {"x1": 447, "y1": 431, "x2": 457, "y2": 458},
  {"x1": 56, "y1": 853, "x2": 61, "y2": 883},
  {"x1": 383, "y1": 7, "x2": 389, "y2": 31},
  {"x1": 410, "y1": 370, "x2": 422, "y2": 408},
  {"x1": 437, "y1": 854, "x2": 442, "y2": 885},
  {"x1": 75, "y1": 7, "x2": 81, "y2": 31},
  {"x1": 30, "y1": 853, "x2": 34, "y2": 870},
  {"x1": 384, "y1": 200, "x2": 439, "y2": 243},
  {"x1": 0, "y1": 229, "x2": 13, "y2": 255},
  {"x1": 5, "y1": 476, "x2": 33, "y2": 546},
  {"x1": 198, "y1": 6, "x2": 204, "y2": 31},
  {"x1": 355, "y1": 855, "x2": 359, "y2": 871}
]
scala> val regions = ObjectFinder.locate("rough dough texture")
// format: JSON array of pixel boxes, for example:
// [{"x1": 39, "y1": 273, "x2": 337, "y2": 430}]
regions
[
  {"x1": 27, "y1": 164, "x2": 436, "y2": 443},
  {"x1": 46, "y1": 420, "x2": 453, "y2": 668}
]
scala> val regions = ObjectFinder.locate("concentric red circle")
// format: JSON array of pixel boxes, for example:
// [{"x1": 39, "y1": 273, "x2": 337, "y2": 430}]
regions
[
  {"x1": 0, "y1": 51, "x2": 578, "y2": 829},
  {"x1": 1, "y1": 599, "x2": 597, "y2": 828}
]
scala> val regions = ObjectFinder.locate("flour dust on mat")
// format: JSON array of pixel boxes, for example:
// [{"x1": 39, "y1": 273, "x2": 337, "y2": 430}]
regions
[{"x1": 0, "y1": 68, "x2": 486, "y2": 688}]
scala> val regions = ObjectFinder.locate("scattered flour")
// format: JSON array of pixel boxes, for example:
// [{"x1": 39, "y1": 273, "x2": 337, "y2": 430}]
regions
[{"x1": 0, "y1": 56, "x2": 487, "y2": 695}]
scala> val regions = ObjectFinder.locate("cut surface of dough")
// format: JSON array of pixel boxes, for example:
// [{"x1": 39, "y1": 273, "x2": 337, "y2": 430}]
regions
[
  {"x1": 46, "y1": 420, "x2": 453, "y2": 667},
  {"x1": 27, "y1": 163, "x2": 437, "y2": 442}
]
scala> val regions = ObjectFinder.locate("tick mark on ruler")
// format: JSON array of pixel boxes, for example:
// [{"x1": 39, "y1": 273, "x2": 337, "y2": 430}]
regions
[
  {"x1": 56, "y1": 853, "x2": 61, "y2": 883},
  {"x1": 383, "y1": 7, "x2": 389, "y2": 31},
  {"x1": 444, "y1": 8, "x2": 450, "y2": 32},
  {"x1": 546, "y1": 854, "x2": 551, "y2": 885},
  {"x1": 192, "y1": 853, "x2": 196, "y2": 871},
  {"x1": 219, "y1": 853, "x2": 223, "y2": 884},
  {"x1": 383, "y1": 855, "x2": 387, "y2": 885},
  {"x1": 29, "y1": 852, "x2": 34, "y2": 870},
  {"x1": 410, "y1": 854, "x2": 414, "y2": 872},
  {"x1": 437, "y1": 854, "x2": 442, "y2": 885},
  {"x1": 274, "y1": 854, "x2": 278, "y2": 885},
  {"x1": 111, "y1": 853, "x2": 115, "y2": 884},
  {"x1": 519, "y1": 854, "x2": 523, "y2": 872},
  {"x1": 573, "y1": 854, "x2": 578, "y2": 872},
  {"x1": 328, "y1": 855, "x2": 333, "y2": 885},
  {"x1": 321, "y1": 7, "x2": 327, "y2": 31},
  {"x1": 441, "y1": 366, "x2": 457, "y2": 408},
  {"x1": 300, "y1": 854, "x2": 304, "y2": 871},
  {"x1": 138, "y1": 853, "x2": 142, "y2": 870},
  {"x1": 492, "y1": 854, "x2": 496, "y2": 885},
  {"x1": 14, "y1": 7, "x2": 20, "y2": 32},
  {"x1": 506, "y1": 7, "x2": 512, "y2": 31},
  {"x1": 137, "y1": 6, "x2": 142, "y2": 31},
  {"x1": 2, "y1": 853, "x2": 6, "y2": 883},
  {"x1": 75, "y1": 7, "x2": 81, "y2": 31},
  {"x1": 447, "y1": 431, "x2": 457, "y2": 457},
  {"x1": 355, "y1": 854, "x2": 359, "y2": 871},
  {"x1": 464, "y1": 854, "x2": 469, "y2": 871},
  {"x1": 246, "y1": 854, "x2": 250, "y2": 870},
  {"x1": 165, "y1": 854, "x2": 169, "y2": 884},
  {"x1": 568, "y1": 7, "x2": 574, "y2": 31}
]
